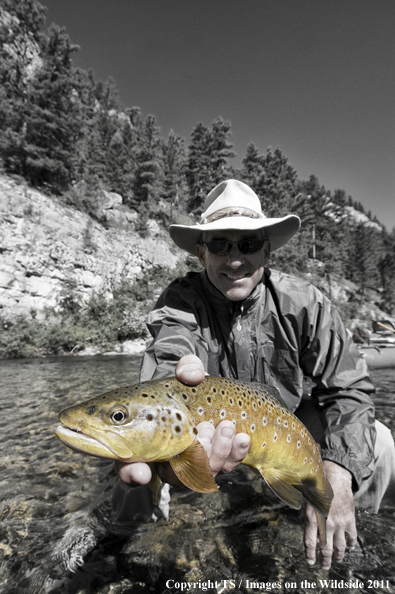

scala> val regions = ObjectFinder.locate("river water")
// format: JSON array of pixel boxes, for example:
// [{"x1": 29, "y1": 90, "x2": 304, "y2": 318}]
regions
[{"x1": 0, "y1": 356, "x2": 394, "y2": 594}]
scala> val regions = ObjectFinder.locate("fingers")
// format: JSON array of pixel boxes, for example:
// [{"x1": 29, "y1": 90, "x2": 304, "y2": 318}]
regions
[
  {"x1": 304, "y1": 504, "x2": 318, "y2": 567},
  {"x1": 176, "y1": 355, "x2": 205, "y2": 385},
  {"x1": 304, "y1": 504, "x2": 358, "y2": 570},
  {"x1": 115, "y1": 461, "x2": 152, "y2": 486},
  {"x1": 197, "y1": 420, "x2": 250, "y2": 476}
]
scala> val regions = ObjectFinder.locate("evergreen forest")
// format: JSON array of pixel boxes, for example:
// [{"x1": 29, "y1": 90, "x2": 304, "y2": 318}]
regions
[{"x1": 1, "y1": 0, "x2": 395, "y2": 356}]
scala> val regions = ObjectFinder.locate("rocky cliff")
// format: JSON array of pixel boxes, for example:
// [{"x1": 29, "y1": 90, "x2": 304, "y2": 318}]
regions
[{"x1": 0, "y1": 174, "x2": 181, "y2": 319}]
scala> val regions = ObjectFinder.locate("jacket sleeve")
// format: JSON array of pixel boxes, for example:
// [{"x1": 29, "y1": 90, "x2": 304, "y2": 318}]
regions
[
  {"x1": 139, "y1": 279, "x2": 209, "y2": 382},
  {"x1": 299, "y1": 287, "x2": 376, "y2": 489}
]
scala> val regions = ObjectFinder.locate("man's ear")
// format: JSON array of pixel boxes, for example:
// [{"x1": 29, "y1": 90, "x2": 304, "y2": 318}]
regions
[
  {"x1": 264, "y1": 241, "x2": 271, "y2": 266},
  {"x1": 195, "y1": 243, "x2": 206, "y2": 267}
]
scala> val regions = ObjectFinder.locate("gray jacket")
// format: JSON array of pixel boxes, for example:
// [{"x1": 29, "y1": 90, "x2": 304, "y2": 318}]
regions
[{"x1": 140, "y1": 269, "x2": 376, "y2": 488}]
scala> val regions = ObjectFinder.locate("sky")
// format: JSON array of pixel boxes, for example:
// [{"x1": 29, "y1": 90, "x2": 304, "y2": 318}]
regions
[{"x1": 44, "y1": 0, "x2": 395, "y2": 230}]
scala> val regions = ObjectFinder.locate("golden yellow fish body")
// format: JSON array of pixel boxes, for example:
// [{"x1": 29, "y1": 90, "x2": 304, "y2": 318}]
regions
[{"x1": 55, "y1": 376, "x2": 333, "y2": 540}]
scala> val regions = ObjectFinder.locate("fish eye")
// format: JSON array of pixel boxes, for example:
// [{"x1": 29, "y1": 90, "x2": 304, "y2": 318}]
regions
[{"x1": 108, "y1": 405, "x2": 128, "y2": 425}]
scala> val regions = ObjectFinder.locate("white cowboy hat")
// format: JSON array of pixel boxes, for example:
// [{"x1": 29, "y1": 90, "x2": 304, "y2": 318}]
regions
[{"x1": 169, "y1": 179, "x2": 301, "y2": 255}]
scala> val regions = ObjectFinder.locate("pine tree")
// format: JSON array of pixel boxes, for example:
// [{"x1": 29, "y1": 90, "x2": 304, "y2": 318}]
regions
[
  {"x1": 187, "y1": 122, "x2": 211, "y2": 212},
  {"x1": 0, "y1": 6, "x2": 84, "y2": 194},
  {"x1": 133, "y1": 114, "x2": 164, "y2": 209},
  {"x1": 187, "y1": 117, "x2": 235, "y2": 214},
  {"x1": 162, "y1": 129, "x2": 188, "y2": 223}
]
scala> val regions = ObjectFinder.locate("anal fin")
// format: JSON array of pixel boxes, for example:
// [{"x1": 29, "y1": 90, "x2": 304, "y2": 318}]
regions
[
  {"x1": 169, "y1": 440, "x2": 218, "y2": 493},
  {"x1": 256, "y1": 466, "x2": 304, "y2": 510}
]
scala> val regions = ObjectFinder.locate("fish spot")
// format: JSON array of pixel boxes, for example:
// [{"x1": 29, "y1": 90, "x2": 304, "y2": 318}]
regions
[
  {"x1": 191, "y1": 388, "x2": 197, "y2": 393},
  {"x1": 193, "y1": 427, "x2": 198, "y2": 435},
  {"x1": 252, "y1": 402, "x2": 257, "y2": 410},
  {"x1": 197, "y1": 407, "x2": 204, "y2": 416},
  {"x1": 182, "y1": 393, "x2": 188, "y2": 401},
  {"x1": 241, "y1": 411, "x2": 247, "y2": 419},
  {"x1": 87, "y1": 405, "x2": 97, "y2": 415},
  {"x1": 297, "y1": 441, "x2": 301, "y2": 449},
  {"x1": 304, "y1": 457, "x2": 308, "y2": 464},
  {"x1": 257, "y1": 400, "x2": 262, "y2": 407},
  {"x1": 174, "y1": 425, "x2": 181, "y2": 434},
  {"x1": 301, "y1": 429, "x2": 304, "y2": 437},
  {"x1": 283, "y1": 420, "x2": 288, "y2": 428},
  {"x1": 262, "y1": 442, "x2": 267, "y2": 448},
  {"x1": 161, "y1": 416, "x2": 167, "y2": 423},
  {"x1": 220, "y1": 409, "x2": 226, "y2": 419},
  {"x1": 262, "y1": 417, "x2": 267, "y2": 426},
  {"x1": 209, "y1": 419, "x2": 214, "y2": 424},
  {"x1": 151, "y1": 395, "x2": 156, "y2": 399},
  {"x1": 277, "y1": 417, "x2": 281, "y2": 425},
  {"x1": 273, "y1": 433, "x2": 278, "y2": 442},
  {"x1": 146, "y1": 414, "x2": 154, "y2": 421},
  {"x1": 164, "y1": 383, "x2": 170, "y2": 388},
  {"x1": 292, "y1": 423, "x2": 296, "y2": 430},
  {"x1": 229, "y1": 398, "x2": 234, "y2": 405},
  {"x1": 142, "y1": 393, "x2": 148, "y2": 398},
  {"x1": 207, "y1": 396, "x2": 212, "y2": 404},
  {"x1": 308, "y1": 438, "x2": 311, "y2": 444},
  {"x1": 286, "y1": 434, "x2": 291, "y2": 443},
  {"x1": 238, "y1": 400, "x2": 243, "y2": 408},
  {"x1": 176, "y1": 412, "x2": 182, "y2": 421},
  {"x1": 251, "y1": 424, "x2": 255, "y2": 432},
  {"x1": 221, "y1": 390, "x2": 225, "y2": 395},
  {"x1": 167, "y1": 394, "x2": 173, "y2": 399},
  {"x1": 212, "y1": 388, "x2": 217, "y2": 393}
]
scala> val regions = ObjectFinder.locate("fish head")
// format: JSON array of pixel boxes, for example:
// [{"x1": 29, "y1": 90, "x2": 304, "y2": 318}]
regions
[{"x1": 55, "y1": 382, "x2": 196, "y2": 463}]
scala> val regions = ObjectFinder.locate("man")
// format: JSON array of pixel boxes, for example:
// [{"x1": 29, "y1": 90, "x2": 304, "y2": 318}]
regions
[{"x1": 115, "y1": 179, "x2": 395, "y2": 570}]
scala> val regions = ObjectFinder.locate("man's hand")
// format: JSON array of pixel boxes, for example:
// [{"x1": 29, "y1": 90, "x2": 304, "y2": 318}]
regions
[
  {"x1": 116, "y1": 355, "x2": 250, "y2": 486},
  {"x1": 304, "y1": 461, "x2": 358, "y2": 570}
]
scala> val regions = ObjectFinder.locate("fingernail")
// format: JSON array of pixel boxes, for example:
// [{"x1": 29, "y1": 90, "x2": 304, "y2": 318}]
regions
[
  {"x1": 199, "y1": 427, "x2": 214, "y2": 441},
  {"x1": 221, "y1": 426, "x2": 235, "y2": 439},
  {"x1": 306, "y1": 559, "x2": 315, "y2": 566}
]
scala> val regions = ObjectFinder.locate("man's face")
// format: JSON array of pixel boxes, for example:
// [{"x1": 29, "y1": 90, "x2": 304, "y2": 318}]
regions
[{"x1": 195, "y1": 230, "x2": 270, "y2": 301}]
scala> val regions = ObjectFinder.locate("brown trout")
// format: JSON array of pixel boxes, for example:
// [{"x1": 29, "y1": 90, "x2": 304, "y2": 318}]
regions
[{"x1": 55, "y1": 376, "x2": 333, "y2": 541}]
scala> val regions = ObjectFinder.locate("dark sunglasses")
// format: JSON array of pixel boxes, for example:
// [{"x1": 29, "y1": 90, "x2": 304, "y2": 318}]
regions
[{"x1": 204, "y1": 237, "x2": 265, "y2": 256}]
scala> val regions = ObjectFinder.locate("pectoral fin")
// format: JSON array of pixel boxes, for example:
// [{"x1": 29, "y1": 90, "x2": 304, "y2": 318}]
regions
[
  {"x1": 169, "y1": 440, "x2": 218, "y2": 493},
  {"x1": 256, "y1": 466, "x2": 304, "y2": 510},
  {"x1": 147, "y1": 463, "x2": 163, "y2": 505}
]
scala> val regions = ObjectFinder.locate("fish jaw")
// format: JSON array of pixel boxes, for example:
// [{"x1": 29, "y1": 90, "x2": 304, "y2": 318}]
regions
[{"x1": 55, "y1": 425, "x2": 125, "y2": 460}]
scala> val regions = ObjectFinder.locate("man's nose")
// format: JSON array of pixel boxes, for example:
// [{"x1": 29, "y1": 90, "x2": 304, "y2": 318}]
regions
[{"x1": 226, "y1": 245, "x2": 245, "y2": 267}]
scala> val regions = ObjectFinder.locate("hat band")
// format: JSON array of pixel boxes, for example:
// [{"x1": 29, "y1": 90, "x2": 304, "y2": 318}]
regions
[{"x1": 199, "y1": 206, "x2": 266, "y2": 225}]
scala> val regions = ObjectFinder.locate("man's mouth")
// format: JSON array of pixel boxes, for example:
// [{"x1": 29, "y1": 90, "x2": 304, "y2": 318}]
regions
[{"x1": 223, "y1": 272, "x2": 250, "y2": 281}]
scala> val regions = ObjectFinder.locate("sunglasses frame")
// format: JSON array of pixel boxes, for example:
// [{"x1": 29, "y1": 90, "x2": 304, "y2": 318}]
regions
[{"x1": 204, "y1": 237, "x2": 266, "y2": 256}]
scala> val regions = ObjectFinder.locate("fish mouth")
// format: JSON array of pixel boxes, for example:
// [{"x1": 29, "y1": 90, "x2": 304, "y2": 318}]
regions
[{"x1": 55, "y1": 424, "x2": 134, "y2": 461}]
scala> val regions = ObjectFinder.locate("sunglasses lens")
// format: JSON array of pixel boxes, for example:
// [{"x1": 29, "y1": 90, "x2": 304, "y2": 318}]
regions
[
  {"x1": 206, "y1": 240, "x2": 231, "y2": 255},
  {"x1": 239, "y1": 239, "x2": 265, "y2": 254}
]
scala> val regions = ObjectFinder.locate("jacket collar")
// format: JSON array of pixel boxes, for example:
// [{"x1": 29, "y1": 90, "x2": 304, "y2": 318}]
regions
[{"x1": 200, "y1": 270, "x2": 266, "y2": 314}]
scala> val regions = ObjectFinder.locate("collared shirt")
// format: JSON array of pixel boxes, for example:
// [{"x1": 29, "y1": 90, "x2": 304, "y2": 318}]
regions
[{"x1": 140, "y1": 269, "x2": 376, "y2": 487}]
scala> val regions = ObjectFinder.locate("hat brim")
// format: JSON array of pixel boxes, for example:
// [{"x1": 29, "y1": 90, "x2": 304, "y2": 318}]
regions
[{"x1": 169, "y1": 214, "x2": 301, "y2": 256}]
